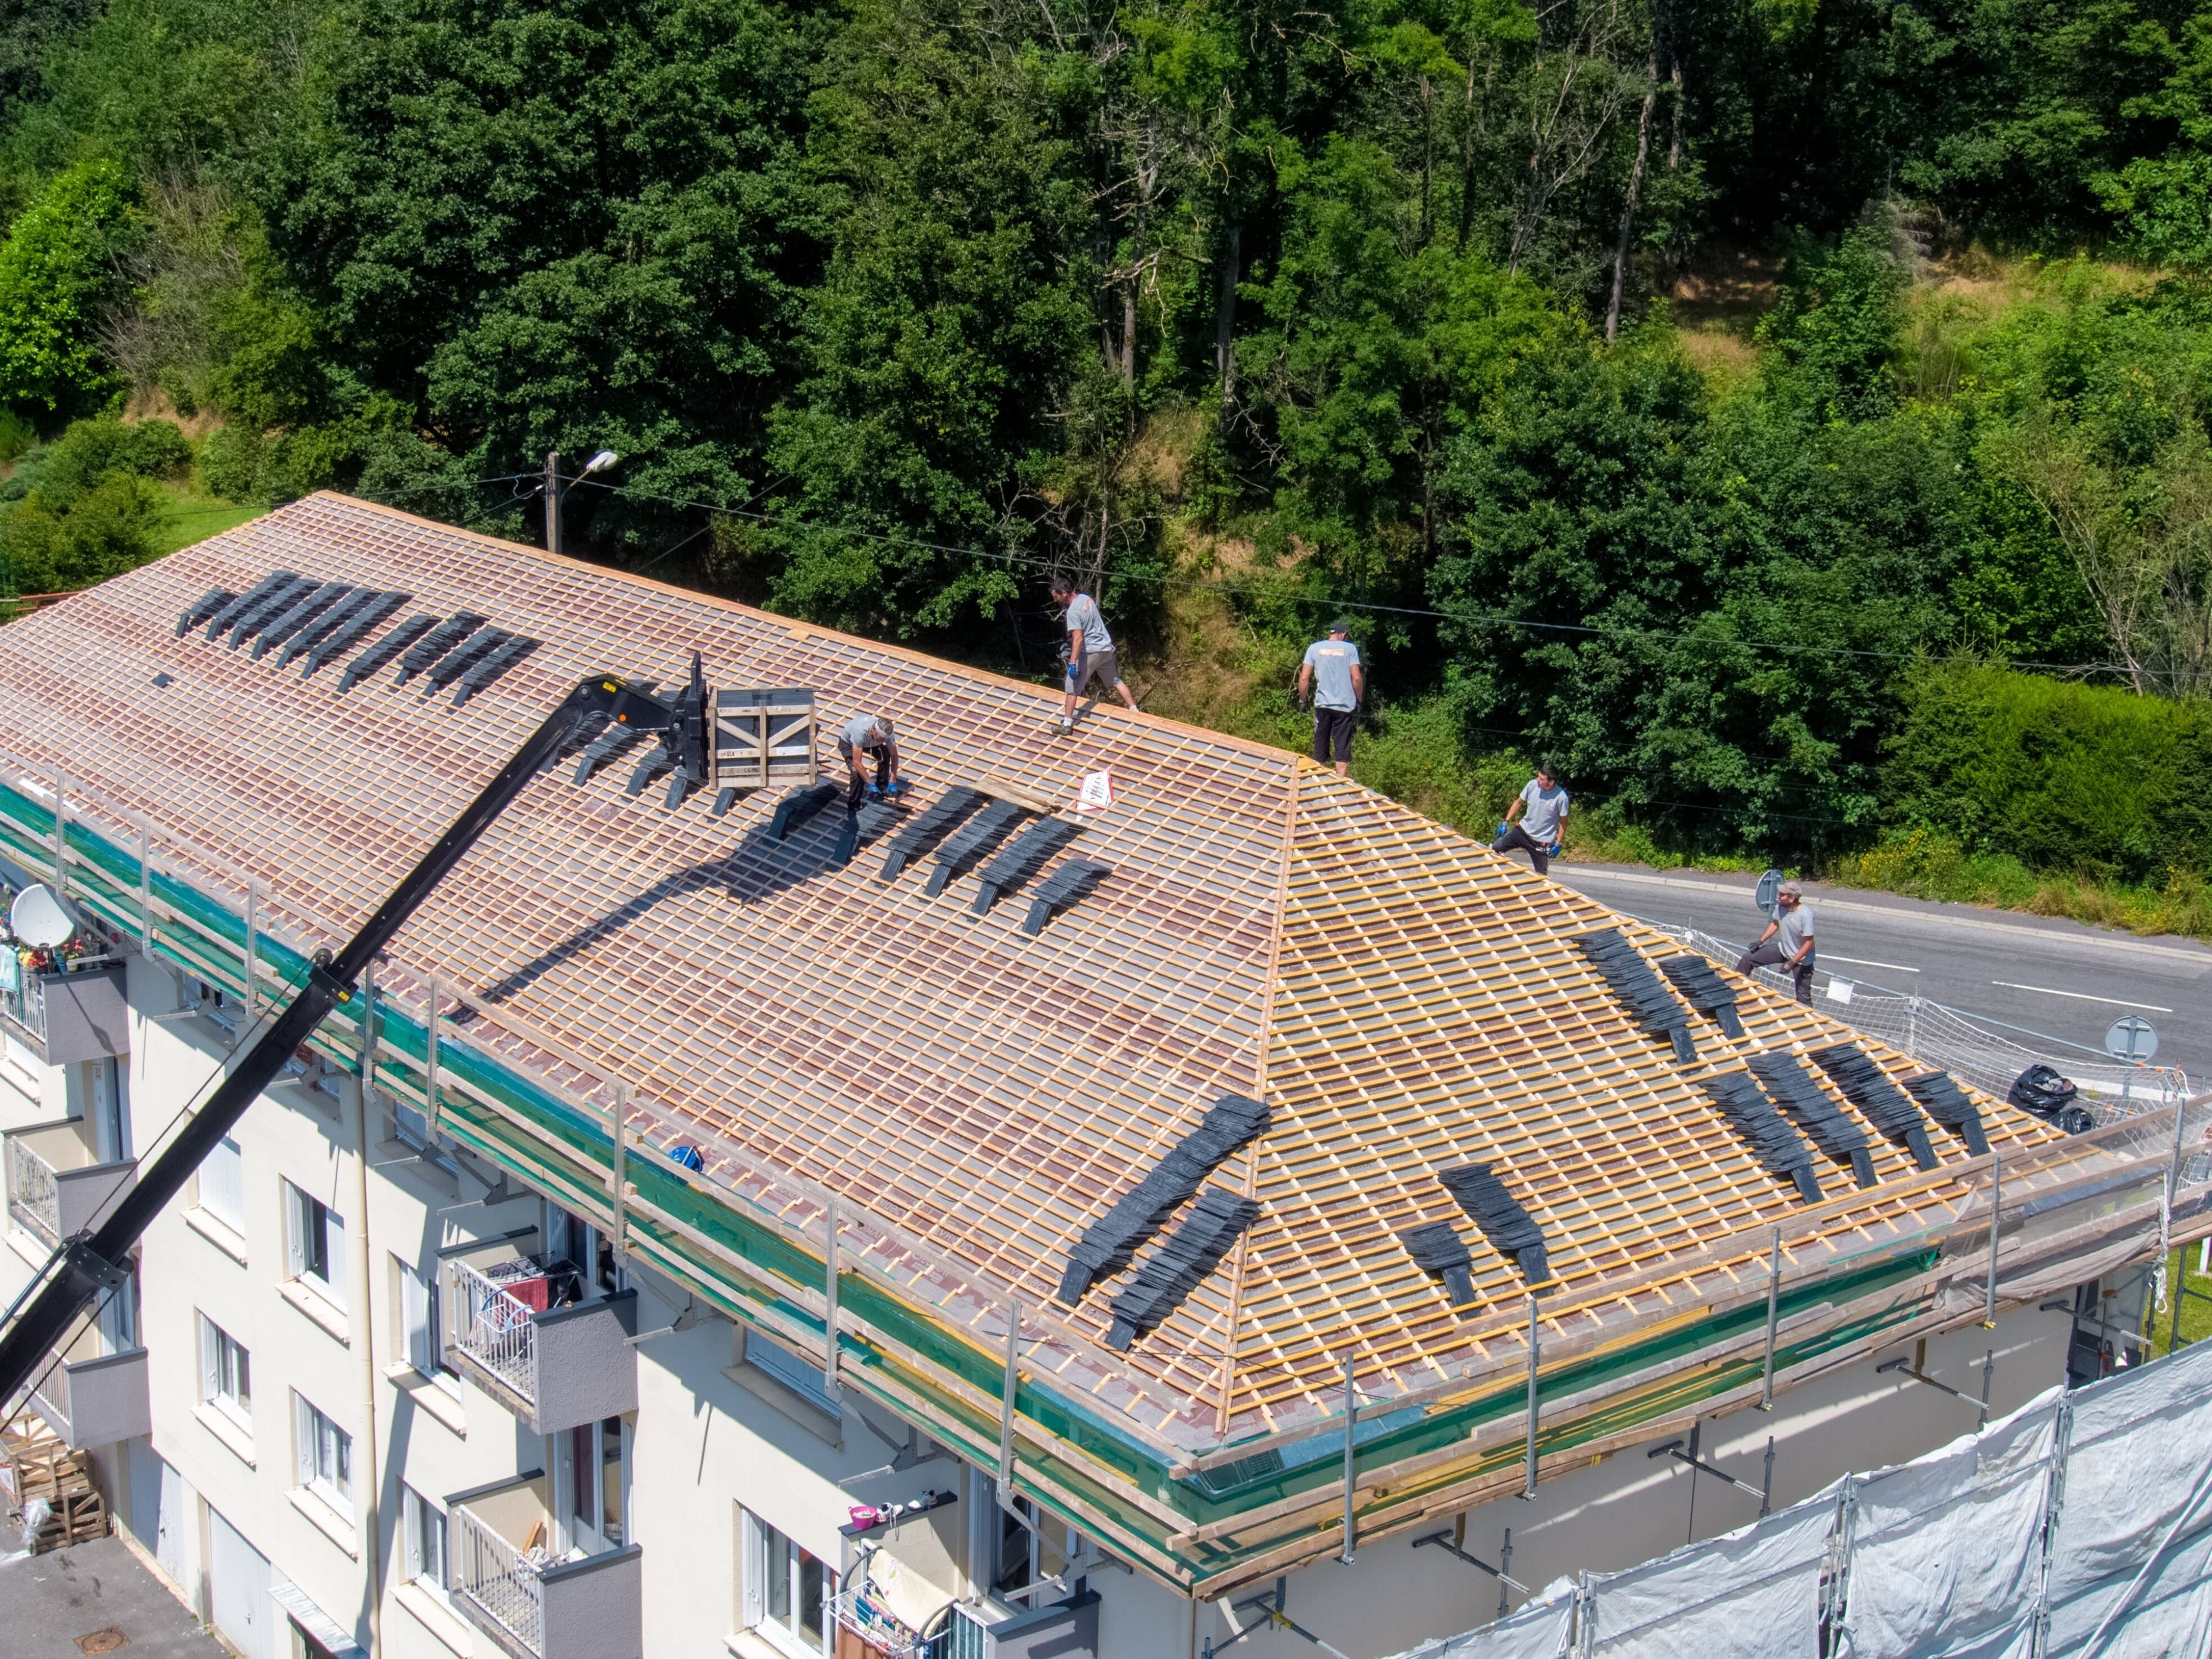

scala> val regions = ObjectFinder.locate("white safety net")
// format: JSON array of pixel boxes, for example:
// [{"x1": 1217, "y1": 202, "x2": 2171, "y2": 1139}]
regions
[
  {"x1": 2044, "y1": 1336, "x2": 2212, "y2": 1657},
  {"x1": 1381, "y1": 1342, "x2": 2212, "y2": 1659},
  {"x1": 1580, "y1": 1496, "x2": 1836, "y2": 1659}
]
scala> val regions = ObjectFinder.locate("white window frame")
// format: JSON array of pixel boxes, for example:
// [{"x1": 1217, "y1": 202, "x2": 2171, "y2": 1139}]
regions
[
  {"x1": 284, "y1": 1181, "x2": 346, "y2": 1308},
  {"x1": 294, "y1": 1393, "x2": 353, "y2": 1517},
  {"x1": 199, "y1": 1314, "x2": 250, "y2": 1426},
  {"x1": 397, "y1": 1254, "x2": 459, "y2": 1395},
  {"x1": 197, "y1": 1135, "x2": 246, "y2": 1235},
  {"x1": 86, "y1": 1057, "x2": 129, "y2": 1163},
  {"x1": 741, "y1": 1509, "x2": 834, "y2": 1657},
  {"x1": 744, "y1": 1329, "x2": 841, "y2": 1418},
  {"x1": 403, "y1": 1485, "x2": 449, "y2": 1598}
]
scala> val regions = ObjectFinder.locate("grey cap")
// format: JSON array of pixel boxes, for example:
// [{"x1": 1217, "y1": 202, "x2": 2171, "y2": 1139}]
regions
[{"x1": 1329, "y1": 619, "x2": 1353, "y2": 635}]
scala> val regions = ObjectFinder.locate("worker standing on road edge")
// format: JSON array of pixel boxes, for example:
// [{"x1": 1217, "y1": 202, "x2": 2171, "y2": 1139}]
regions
[
  {"x1": 1493, "y1": 763, "x2": 1570, "y2": 876},
  {"x1": 1736, "y1": 879, "x2": 1817, "y2": 1005},
  {"x1": 1051, "y1": 575, "x2": 1138, "y2": 736},
  {"x1": 838, "y1": 713, "x2": 900, "y2": 814},
  {"x1": 1296, "y1": 620, "x2": 1365, "y2": 778}
]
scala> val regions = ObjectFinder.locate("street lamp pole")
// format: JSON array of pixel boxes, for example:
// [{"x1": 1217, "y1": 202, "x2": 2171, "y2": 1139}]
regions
[{"x1": 543, "y1": 448, "x2": 620, "y2": 558}]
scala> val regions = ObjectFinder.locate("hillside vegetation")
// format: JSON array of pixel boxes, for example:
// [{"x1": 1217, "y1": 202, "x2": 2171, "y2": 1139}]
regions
[{"x1": 0, "y1": 0, "x2": 2210, "y2": 932}]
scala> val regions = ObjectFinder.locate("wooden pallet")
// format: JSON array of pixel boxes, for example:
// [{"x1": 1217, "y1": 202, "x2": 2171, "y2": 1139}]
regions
[
  {"x1": 27, "y1": 1486, "x2": 108, "y2": 1553},
  {"x1": 4, "y1": 1414, "x2": 105, "y2": 1553}
]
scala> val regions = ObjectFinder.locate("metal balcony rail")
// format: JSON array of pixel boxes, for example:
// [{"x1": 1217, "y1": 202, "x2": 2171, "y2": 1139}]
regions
[
  {"x1": 0, "y1": 969, "x2": 44, "y2": 1042},
  {"x1": 453, "y1": 1499, "x2": 548, "y2": 1657},
  {"x1": 8, "y1": 1133, "x2": 60, "y2": 1244},
  {"x1": 449, "y1": 1258, "x2": 540, "y2": 1404}
]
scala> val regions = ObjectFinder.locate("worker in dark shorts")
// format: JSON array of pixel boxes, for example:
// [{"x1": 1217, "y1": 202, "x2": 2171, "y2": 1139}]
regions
[
  {"x1": 1050, "y1": 575, "x2": 1139, "y2": 736},
  {"x1": 1493, "y1": 763, "x2": 1569, "y2": 875},
  {"x1": 837, "y1": 713, "x2": 900, "y2": 813},
  {"x1": 1735, "y1": 879, "x2": 1817, "y2": 1005},
  {"x1": 1296, "y1": 620, "x2": 1365, "y2": 777}
]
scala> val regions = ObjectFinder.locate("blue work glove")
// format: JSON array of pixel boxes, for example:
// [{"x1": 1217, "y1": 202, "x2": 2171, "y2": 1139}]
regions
[
  {"x1": 1494, "y1": 822, "x2": 1511, "y2": 839},
  {"x1": 1547, "y1": 840, "x2": 1563, "y2": 857}
]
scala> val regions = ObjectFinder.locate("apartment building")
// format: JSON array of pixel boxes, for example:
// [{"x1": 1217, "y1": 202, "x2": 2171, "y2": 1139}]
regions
[{"x1": 0, "y1": 494, "x2": 2197, "y2": 1659}]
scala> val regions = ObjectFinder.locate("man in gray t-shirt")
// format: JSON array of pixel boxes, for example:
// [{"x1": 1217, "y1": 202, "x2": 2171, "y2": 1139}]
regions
[
  {"x1": 836, "y1": 712, "x2": 899, "y2": 812},
  {"x1": 1050, "y1": 575, "x2": 1138, "y2": 735},
  {"x1": 1296, "y1": 622, "x2": 1366, "y2": 776},
  {"x1": 1735, "y1": 880, "x2": 1816, "y2": 1005},
  {"x1": 1492, "y1": 764, "x2": 1570, "y2": 875}
]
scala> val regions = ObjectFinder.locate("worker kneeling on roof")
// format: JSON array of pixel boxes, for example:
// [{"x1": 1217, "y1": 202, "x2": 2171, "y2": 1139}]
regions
[{"x1": 838, "y1": 713, "x2": 900, "y2": 812}]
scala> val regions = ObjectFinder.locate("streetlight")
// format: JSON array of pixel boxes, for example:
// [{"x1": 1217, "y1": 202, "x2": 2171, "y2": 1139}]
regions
[{"x1": 543, "y1": 449, "x2": 621, "y2": 557}]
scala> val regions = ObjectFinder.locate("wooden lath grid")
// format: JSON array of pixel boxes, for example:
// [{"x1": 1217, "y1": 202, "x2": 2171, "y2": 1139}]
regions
[{"x1": 0, "y1": 494, "x2": 2063, "y2": 1437}]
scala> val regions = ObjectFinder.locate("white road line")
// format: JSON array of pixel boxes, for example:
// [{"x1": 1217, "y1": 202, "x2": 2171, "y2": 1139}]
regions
[
  {"x1": 1555, "y1": 866, "x2": 2212, "y2": 967},
  {"x1": 1820, "y1": 955, "x2": 1920, "y2": 973},
  {"x1": 1990, "y1": 982, "x2": 2174, "y2": 1014}
]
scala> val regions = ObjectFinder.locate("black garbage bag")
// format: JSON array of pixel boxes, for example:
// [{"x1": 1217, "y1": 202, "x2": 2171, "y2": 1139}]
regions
[{"x1": 2011, "y1": 1064, "x2": 2087, "y2": 1130}]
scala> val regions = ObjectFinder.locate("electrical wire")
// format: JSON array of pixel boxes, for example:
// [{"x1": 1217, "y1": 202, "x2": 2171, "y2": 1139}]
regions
[{"x1": 534, "y1": 473, "x2": 2165, "y2": 682}]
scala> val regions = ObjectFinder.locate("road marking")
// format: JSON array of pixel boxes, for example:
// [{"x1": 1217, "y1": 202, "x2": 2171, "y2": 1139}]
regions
[
  {"x1": 1991, "y1": 982, "x2": 2173, "y2": 1014},
  {"x1": 1556, "y1": 866, "x2": 2212, "y2": 967},
  {"x1": 1821, "y1": 955, "x2": 1920, "y2": 973}
]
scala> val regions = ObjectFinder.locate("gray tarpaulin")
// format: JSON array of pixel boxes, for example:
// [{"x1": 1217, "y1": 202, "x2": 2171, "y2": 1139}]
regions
[
  {"x1": 1393, "y1": 1585, "x2": 1576, "y2": 1658},
  {"x1": 2045, "y1": 1336, "x2": 2212, "y2": 1658},
  {"x1": 1839, "y1": 1391, "x2": 2061, "y2": 1659},
  {"x1": 1581, "y1": 1495, "x2": 1836, "y2": 1659}
]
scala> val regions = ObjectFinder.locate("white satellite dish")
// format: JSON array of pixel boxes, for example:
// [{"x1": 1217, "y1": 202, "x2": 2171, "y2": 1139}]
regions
[{"x1": 9, "y1": 884, "x2": 76, "y2": 949}]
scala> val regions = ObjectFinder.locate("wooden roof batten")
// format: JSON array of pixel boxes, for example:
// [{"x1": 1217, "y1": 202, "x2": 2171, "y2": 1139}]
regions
[{"x1": 2, "y1": 492, "x2": 2165, "y2": 1589}]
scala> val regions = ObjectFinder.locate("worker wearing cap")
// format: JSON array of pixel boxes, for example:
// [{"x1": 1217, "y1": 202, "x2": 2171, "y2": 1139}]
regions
[
  {"x1": 1050, "y1": 575, "x2": 1139, "y2": 735},
  {"x1": 1736, "y1": 881, "x2": 1816, "y2": 1005},
  {"x1": 838, "y1": 713, "x2": 899, "y2": 812},
  {"x1": 1493, "y1": 763, "x2": 1569, "y2": 875},
  {"x1": 1296, "y1": 620, "x2": 1365, "y2": 777}
]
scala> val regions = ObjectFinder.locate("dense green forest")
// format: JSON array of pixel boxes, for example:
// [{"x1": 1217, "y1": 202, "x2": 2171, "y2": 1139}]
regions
[{"x1": 2, "y1": 0, "x2": 2212, "y2": 929}]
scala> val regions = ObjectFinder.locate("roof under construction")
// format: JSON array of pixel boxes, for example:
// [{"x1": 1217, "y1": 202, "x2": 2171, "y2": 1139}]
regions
[{"x1": 6, "y1": 492, "x2": 2153, "y2": 1597}]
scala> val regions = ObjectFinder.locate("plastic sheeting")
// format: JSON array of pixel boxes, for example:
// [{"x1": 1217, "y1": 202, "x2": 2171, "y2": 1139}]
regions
[
  {"x1": 2045, "y1": 1336, "x2": 2212, "y2": 1658},
  {"x1": 1381, "y1": 1338, "x2": 2212, "y2": 1659},
  {"x1": 1393, "y1": 1587, "x2": 1577, "y2": 1658},
  {"x1": 1838, "y1": 1392, "x2": 2061, "y2": 1659},
  {"x1": 1581, "y1": 1496, "x2": 1836, "y2": 1659}
]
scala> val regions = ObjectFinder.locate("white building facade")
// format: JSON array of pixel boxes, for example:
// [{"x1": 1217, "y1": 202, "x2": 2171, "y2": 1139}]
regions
[{"x1": 2, "y1": 936, "x2": 2152, "y2": 1659}]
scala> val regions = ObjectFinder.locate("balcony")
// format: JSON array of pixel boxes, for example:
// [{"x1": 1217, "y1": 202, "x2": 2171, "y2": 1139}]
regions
[
  {"x1": 5, "y1": 1120, "x2": 137, "y2": 1249},
  {"x1": 0, "y1": 961, "x2": 128, "y2": 1066},
  {"x1": 27, "y1": 1324, "x2": 149, "y2": 1450},
  {"x1": 448, "y1": 1474, "x2": 642, "y2": 1659},
  {"x1": 445, "y1": 1256, "x2": 637, "y2": 1435}
]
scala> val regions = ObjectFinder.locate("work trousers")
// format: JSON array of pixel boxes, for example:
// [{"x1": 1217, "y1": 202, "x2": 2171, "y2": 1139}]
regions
[
  {"x1": 1492, "y1": 823, "x2": 1554, "y2": 876},
  {"x1": 1735, "y1": 939, "x2": 1816, "y2": 1006}
]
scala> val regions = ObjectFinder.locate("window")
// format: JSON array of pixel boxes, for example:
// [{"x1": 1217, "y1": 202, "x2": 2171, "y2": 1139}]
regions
[
  {"x1": 285, "y1": 1182, "x2": 346, "y2": 1307},
  {"x1": 98, "y1": 1264, "x2": 138, "y2": 1353},
  {"x1": 199, "y1": 1316, "x2": 251, "y2": 1425},
  {"x1": 565, "y1": 1417, "x2": 627, "y2": 1549},
  {"x1": 294, "y1": 1395, "x2": 352, "y2": 1516},
  {"x1": 403, "y1": 1487, "x2": 448, "y2": 1594},
  {"x1": 183, "y1": 974, "x2": 239, "y2": 1032},
  {"x1": 397, "y1": 1256, "x2": 458, "y2": 1393},
  {"x1": 198, "y1": 1136, "x2": 246, "y2": 1234},
  {"x1": 742, "y1": 1511, "x2": 832, "y2": 1656},
  {"x1": 85, "y1": 1058, "x2": 129, "y2": 1163},
  {"x1": 744, "y1": 1330, "x2": 840, "y2": 1418}
]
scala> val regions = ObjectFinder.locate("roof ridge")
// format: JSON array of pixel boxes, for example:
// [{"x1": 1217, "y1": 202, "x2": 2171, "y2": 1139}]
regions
[
  {"x1": 1207, "y1": 749, "x2": 1306, "y2": 1434},
  {"x1": 288, "y1": 492, "x2": 1310, "y2": 770}
]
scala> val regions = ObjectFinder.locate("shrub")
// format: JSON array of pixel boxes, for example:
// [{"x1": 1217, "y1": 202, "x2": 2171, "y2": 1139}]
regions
[
  {"x1": 0, "y1": 160, "x2": 132, "y2": 414},
  {"x1": 0, "y1": 471, "x2": 162, "y2": 592},
  {"x1": 1883, "y1": 663, "x2": 2212, "y2": 882}
]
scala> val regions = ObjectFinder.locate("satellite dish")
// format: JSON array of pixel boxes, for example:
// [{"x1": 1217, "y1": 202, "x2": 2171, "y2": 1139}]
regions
[{"x1": 9, "y1": 883, "x2": 76, "y2": 948}]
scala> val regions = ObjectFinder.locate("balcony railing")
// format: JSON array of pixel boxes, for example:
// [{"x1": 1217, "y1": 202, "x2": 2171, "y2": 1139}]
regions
[
  {"x1": 4, "y1": 1121, "x2": 136, "y2": 1250},
  {"x1": 454, "y1": 1491, "x2": 548, "y2": 1657},
  {"x1": 445, "y1": 1257, "x2": 637, "y2": 1436},
  {"x1": 448, "y1": 1474, "x2": 642, "y2": 1659},
  {"x1": 27, "y1": 1326, "x2": 150, "y2": 1451},
  {"x1": 0, "y1": 960, "x2": 127, "y2": 1066},
  {"x1": 450, "y1": 1257, "x2": 541, "y2": 1404}
]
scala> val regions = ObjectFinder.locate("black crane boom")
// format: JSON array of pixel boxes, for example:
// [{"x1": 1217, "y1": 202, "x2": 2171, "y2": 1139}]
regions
[{"x1": 0, "y1": 673, "x2": 689, "y2": 1408}]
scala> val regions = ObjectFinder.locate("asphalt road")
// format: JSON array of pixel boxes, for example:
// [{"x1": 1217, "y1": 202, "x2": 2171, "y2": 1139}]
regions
[{"x1": 1548, "y1": 862, "x2": 2212, "y2": 1086}]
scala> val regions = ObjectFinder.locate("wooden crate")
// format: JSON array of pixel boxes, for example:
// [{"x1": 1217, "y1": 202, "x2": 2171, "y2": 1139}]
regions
[
  {"x1": 29, "y1": 1486, "x2": 108, "y2": 1553},
  {"x1": 713, "y1": 687, "x2": 816, "y2": 792}
]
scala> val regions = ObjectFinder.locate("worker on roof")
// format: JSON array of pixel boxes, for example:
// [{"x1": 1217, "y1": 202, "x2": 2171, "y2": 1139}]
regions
[
  {"x1": 1050, "y1": 575, "x2": 1138, "y2": 736},
  {"x1": 1492, "y1": 763, "x2": 1569, "y2": 876},
  {"x1": 838, "y1": 713, "x2": 900, "y2": 813},
  {"x1": 1296, "y1": 619, "x2": 1365, "y2": 777},
  {"x1": 1736, "y1": 879, "x2": 1817, "y2": 1005}
]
